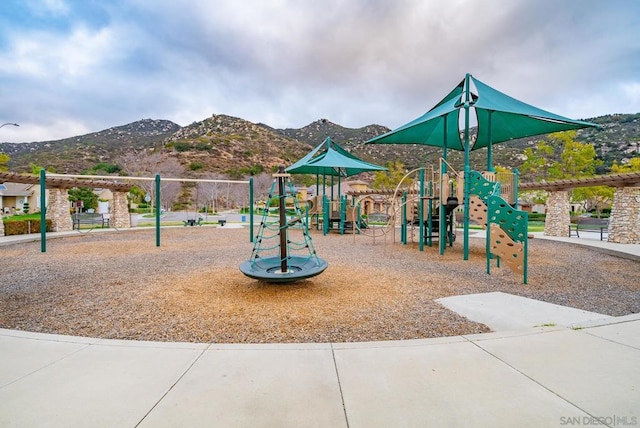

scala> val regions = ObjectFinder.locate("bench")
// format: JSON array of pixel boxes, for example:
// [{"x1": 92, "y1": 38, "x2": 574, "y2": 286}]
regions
[
  {"x1": 184, "y1": 217, "x2": 227, "y2": 226},
  {"x1": 73, "y1": 213, "x2": 110, "y2": 230},
  {"x1": 569, "y1": 217, "x2": 609, "y2": 240},
  {"x1": 183, "y1": 218, "x2": 203, "y2": 227}
]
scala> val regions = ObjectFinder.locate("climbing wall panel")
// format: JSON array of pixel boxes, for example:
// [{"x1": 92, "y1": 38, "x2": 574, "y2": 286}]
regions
[
  {"x1": 487, "y1": 195, "x2": 528, "y2": 243},
  {"x1": 469, "y1": 171, "x2": 498, "y2": 202},
  {"x1": 489, "y1": 223, "x2": 524, "y2": 275},
  {"x1": 469, "y1": 195, "x2": 488, "y2": 228}
]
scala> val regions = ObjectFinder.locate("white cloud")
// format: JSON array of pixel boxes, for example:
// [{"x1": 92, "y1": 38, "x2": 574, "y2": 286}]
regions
[
  {"x1": 26, "y1": 0, "x2": 70, "y2": 17},
  {"x1": 1, "y1": 0, "x2": 639, "y2": 143},
  {"x1": 622, "y1": 82, "x2": 640, "y2": 107},
  {"x1": 1, "y1": 25, "x2": 118, "y2": 82}
]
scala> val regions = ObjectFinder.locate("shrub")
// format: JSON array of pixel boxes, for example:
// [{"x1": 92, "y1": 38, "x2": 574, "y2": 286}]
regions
[
  {"x1": 3, "y1": 218, "x2": 53, "y2": 235},
  {"x1": 174, "y1": 142, "x2": 192, "y2": 152},
  {"x1": 528, "y1": 212, "x2": 546, "y2": 221}
]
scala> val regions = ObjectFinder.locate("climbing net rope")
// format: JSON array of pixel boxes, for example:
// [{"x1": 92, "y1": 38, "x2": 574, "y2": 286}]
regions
[{"x1": 246, "y1": 174, "x2": 322, "y2": 273}]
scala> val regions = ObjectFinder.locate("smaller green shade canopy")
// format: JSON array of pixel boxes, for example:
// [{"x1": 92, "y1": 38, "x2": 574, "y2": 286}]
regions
[{"x1": 286, "y1": 137, "x2": 387, "y2": 177}]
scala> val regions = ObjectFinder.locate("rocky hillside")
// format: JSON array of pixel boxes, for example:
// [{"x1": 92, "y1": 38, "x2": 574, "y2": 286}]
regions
[
  {"x1": 163, "y1": 114, "x2": 312, "y2": 178},
  {"x1": 0, "y1": 119, "x2": 180, "y2": 174},
  {"x1": 1, "y1": 113, "x2": 638, "y2": 179}
]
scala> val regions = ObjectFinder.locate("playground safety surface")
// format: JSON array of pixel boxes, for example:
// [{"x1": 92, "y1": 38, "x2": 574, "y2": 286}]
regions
[{"x1": 1, "y1": 227, "x2": 638, "y2": 343}]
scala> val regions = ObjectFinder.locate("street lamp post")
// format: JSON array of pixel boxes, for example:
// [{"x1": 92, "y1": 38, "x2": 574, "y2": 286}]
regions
[{"x1": 0, "y1": 122, "x2": 19, "y2": 129}]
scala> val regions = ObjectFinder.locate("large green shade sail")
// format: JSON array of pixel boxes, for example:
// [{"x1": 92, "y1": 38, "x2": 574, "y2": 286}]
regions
[{"x1": 367, "y1": 74, "x2": 598, "y2": 151}]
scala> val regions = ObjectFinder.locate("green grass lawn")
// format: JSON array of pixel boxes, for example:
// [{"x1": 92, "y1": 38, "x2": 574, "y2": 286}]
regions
[{"x1": 3, "y1": 213, "x2": 42, "y2": 221}]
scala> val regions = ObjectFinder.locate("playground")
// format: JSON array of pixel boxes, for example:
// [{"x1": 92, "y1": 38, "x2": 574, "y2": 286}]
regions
[
  {"x1": 1, "y1": 226, "x2": 638, "y2": 343},
  {"x1": 2, "y1": 73, "x2": 640, "y2": 344}
]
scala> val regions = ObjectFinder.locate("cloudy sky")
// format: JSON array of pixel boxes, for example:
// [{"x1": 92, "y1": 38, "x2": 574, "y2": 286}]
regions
[{"x1": 1, "y1": 0, "x2": 639, "y2": 143}]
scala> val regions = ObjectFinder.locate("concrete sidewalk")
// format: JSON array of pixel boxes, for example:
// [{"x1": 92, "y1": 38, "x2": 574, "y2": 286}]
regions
[{"x1": 1, "y1": 316, "x2": 639, "y2": 427}]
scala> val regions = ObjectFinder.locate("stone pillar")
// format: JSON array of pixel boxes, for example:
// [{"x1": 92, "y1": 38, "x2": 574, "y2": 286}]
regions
[
  {"x1": 0, "y1": 214, "x2": 4, "y2": 236},
  {"x1": 111, "y1": 191, "x2": 131, "y2": 228},
  {"x1": 608, "y1": 186, "x2": 640, "y2": 244},
  {"x1": 544, "y1": 190, "x2": 571, "y2": 237},
  {"x1": 48, "y1": 188, "x2": 73, "y2": 232}
]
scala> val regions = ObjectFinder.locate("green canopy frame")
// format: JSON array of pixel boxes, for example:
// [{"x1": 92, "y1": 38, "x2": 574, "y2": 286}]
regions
[{"x1": 286, "y1": 136, "x2": 387, "y2": 233}]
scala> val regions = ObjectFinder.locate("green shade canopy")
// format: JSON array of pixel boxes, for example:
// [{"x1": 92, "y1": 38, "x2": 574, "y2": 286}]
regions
[
  {"x1": 367, "y1": 74, "x2": 599, "y2": 151},
  {"x1": 286, "y1": 137, "x2": 387, "y2": 177}
]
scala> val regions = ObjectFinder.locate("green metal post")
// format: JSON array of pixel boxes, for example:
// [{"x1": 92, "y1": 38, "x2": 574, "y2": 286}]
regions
[
  {"x1": 419, "y1": 168, "x2": 424, "y2": 252},
  {"x1": 427, "y1": 179, "x2": 433, "y2": 247},
  {"x1": 513, "y1": 168, "x2": 520, "y2": 207},
  {"x1": 40, "y1": 169, "x2": 46, "y2": 253},
  {"x1": 249, "y1": 176, "x2": 254, "y2": 242},
  {"x1": 440, "y1": 119, "x2": 448, "y2": 255},
  {"x1": 401, "y1": 192, "x2": 407, "y2": 244},
  {"x1": 323, "y1": 195, "x2": 329, "y2": 235},
  {"x1": 486, "y1": 197, "x2": 492, "y2": 276},
  {"x1": 339, "y1": 196, "x2": 345, "y2": 235},
  {"x1": 524, "y1": 210, "x2": 528, "y2": 284},
  {"x1": 463, "y1": 73, "x2": 471, "y2": 260},
  {"x1": 155, "y1": 174, "x2": 161, "y2": 247}
]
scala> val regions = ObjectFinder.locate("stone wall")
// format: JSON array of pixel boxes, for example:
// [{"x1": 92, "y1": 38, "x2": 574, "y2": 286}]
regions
[
  {"x1": 48, "y1": 188, "x2": 73, "y2": 231},
  {"x1": 608, "y1": 187, "x2": 640, "y2": 244},
  {"x1": 111, "y1": 191, "x2": 131, "y2": 228},
  {"x1": 544, "y1": 190, "x2": 571, "y2": 237}
]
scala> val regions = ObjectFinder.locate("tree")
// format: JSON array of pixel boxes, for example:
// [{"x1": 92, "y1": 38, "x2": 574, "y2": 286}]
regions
[
  {"x1": 371, "y1": 161, "x2": 412, "y2": 190},
  {"x1": 572, "y1": 186, "x2": 613, "y2": 217},
  {"x1": 29, "y1": 163, "x2": 54, "y2": 174},
  {"x1": 0, "y1": 152, "x2": 9, "y2": 171},
  {"x1": 611, "y1": 157, "x2": 640, "y2": 173},
  {"x1": 536, "y1": 132, "x2": 609, "y2": 215},
  {"x1": 519, "y1": 140, "x2": 555, "y2": 181},
  {"x1": 546, "y1": 131, "x2": 602, "y2": 180},
  {"x1": 68, "y1": 187, "x2": 98, "y2": 212},
  {"x1": 196, "y1": 172, "x2": 229, "y2": 213},
  {"x1": 118, "y1": 152, "x2": 185, "y2": 211}
]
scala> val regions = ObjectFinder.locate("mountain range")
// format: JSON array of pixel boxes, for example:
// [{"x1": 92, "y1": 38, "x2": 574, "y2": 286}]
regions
[{"x1": 1, "y1": 112, "x2": 639, "y2": 181}]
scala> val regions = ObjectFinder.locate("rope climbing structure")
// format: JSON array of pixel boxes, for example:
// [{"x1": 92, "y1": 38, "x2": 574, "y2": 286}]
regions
[{"x1": 240, "y1": 166, "x2": 328, "y2": 283}]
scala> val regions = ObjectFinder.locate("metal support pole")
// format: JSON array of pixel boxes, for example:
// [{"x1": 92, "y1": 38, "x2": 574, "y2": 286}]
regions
[
  {"x1": 419, "y1": 168, "x2": 425, "y2": 251},
  {"x1": 340, "y1": 196, "x2": 346, "y2": 235},
  {"x1": 277, "y1": 168, "x2": 288, "y2": 273},
  {"x1": 155, "y1": 174, "x2": 161, "y2": 247},
  {"x1": 427, "y1": 192, "x2": 433, "y2": 248},
  {"x1": 463, "y1": 73, "x2": 471, "y2": 260},
  {"x1": 323, "y1": 195, "x2": 329, "y2": 235},
  {"x1": 401, "y1": 192, "x2": 407, "y2": 244},
  {"x1": 513, "y1": 168, "x2": 520, "y2": 207},
  {"x1": 440, "y1": 119, "x2": 448, "y2": 255},
  {"x1": 249, "y1": 176, "x2": 254, "y2": 242},
  {"x1": 40, "y1": 169, "x2": 47, "y2": 253}
]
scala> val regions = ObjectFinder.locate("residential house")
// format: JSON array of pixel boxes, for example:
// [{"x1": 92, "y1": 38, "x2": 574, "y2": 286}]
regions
[{"x1": 0, "y1": 183, "x2": 42, "y2": 215}]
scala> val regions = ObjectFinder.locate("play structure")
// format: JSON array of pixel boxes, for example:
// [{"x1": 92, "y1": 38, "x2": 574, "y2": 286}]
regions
[
  {"x1": 240, "y1": 166, "x2": 327, "y2": 283},
  {"x1": 286, "y1": 137, "x2": 386, "y2": 235},
  {"x1": 363, "y1": 73, "x2": 599, "y2": 284}
]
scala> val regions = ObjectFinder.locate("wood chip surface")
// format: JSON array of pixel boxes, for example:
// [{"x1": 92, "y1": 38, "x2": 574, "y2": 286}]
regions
[{"x1": 1, "y1": 227, "x2": 638, "y2": 343}]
